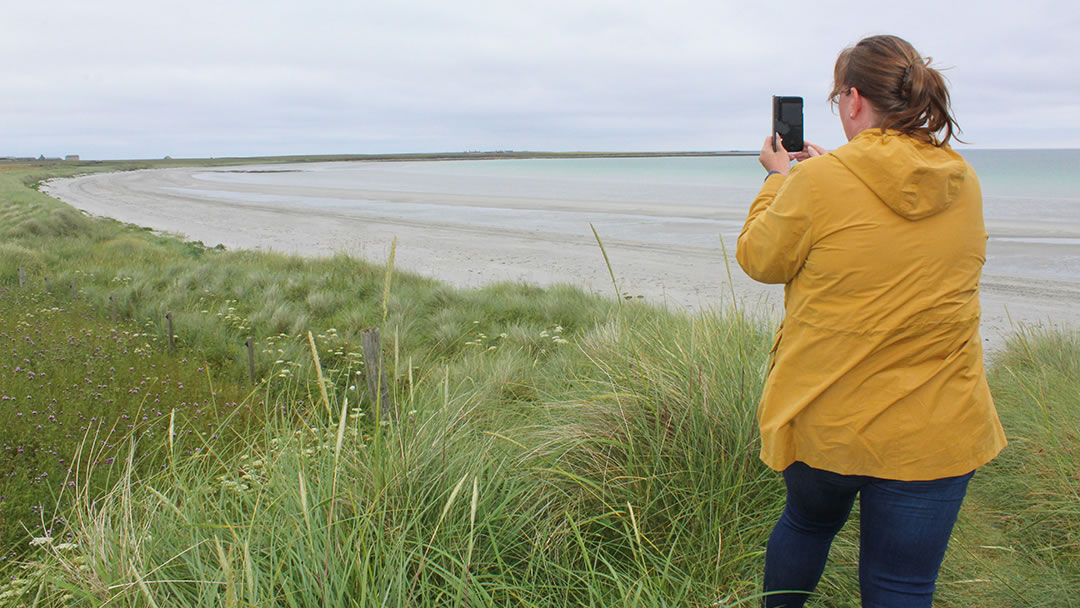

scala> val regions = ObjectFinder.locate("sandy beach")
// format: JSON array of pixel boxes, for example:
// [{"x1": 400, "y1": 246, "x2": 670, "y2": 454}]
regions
[{"x1": 42, "y1": 164, "x2": 1080, "y2": 355}]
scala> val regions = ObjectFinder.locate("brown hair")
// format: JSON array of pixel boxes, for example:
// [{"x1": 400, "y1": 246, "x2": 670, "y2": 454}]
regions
[{"x1": 829, "y1": 35, "x2": 962, "y2": 146}]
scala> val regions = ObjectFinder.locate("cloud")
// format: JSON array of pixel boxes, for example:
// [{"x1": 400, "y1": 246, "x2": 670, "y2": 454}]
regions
[{"x1": 3, "y1": 0, "x2": 1079, "y2": 158}]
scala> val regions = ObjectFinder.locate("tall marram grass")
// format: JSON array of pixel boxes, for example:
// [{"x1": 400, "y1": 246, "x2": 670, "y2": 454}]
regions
[
  {"x1": 955, "y1": 325, "x2": 1080, "y2": 603},
  {"x1": 6, "y1": 306, "x2": 780, "y2": 607}
]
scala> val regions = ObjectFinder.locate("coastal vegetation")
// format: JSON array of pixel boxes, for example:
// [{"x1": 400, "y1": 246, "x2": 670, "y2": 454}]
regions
[{"x1": 0, "y1": 159, "x2": 1076, "y2": 606}]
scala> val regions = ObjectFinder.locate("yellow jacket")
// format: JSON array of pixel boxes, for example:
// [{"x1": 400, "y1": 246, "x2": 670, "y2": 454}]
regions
[{"x1": 737, "y1": 129, "x2": 1006, "y2": 481}]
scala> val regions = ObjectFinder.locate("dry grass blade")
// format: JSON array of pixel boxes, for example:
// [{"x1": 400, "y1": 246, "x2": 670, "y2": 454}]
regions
[
  {"x1": 168, "y1": 408, "x2": 175, "y2": 457},
  {"x1": 131, "y1": 561, "x2": 161, "y2": 608},
  {"x1": 214, "y1": 536, "x2": 237, "y2": 608},
  {"x1": 627, "y1": 502, "x2": 642, "y2": 553},
  {"x1": 298, "y1": 468, "x2": 312, "y2": 536},
  {"x1": 243, "y1": 539, "x2": 255, "y2": 603},
  {"x1": 718, "y1": 233, "x2": 739, "y2": 317},
  {"x1": 590, "y1": 223, "x2": 621, "y2": 309},
  {"x1": 145, "y1": 486, "x2": 186, "y2": 521},
  {"x1": 327, "y1": 397, "x2": 349, "y2": 539},
  {"x1": 308, "y1": 330, "x2": 332, "y2": 419},
  {"x1": 383, "y1": 236, "x2": 397, "y2": 323}
]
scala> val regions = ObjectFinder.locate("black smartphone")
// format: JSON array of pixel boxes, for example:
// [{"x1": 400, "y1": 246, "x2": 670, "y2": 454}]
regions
[{"x1": 772, "y1": 96, "x2": 804, "y2": 153}]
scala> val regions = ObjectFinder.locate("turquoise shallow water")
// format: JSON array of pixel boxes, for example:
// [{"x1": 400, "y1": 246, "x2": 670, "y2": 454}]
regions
[
  {"x1": 195, "y1": 150, "x2": 1080, "y2": 219},
  {"x1": 186, "y1": 149, "x2": 1080, "y2": 282}
]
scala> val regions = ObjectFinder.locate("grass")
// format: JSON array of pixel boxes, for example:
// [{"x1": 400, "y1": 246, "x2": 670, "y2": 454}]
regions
[
  {"x1": 0, "y1": 159, "x2": 1076, "y2": 606},
  {"x1": 1, "y1": 299, "x2": 780, "y2": 607},
  {"x1": 955, "y1": 326, "x2": 1080, "y2": 603},
  {"x1": 0, "y1": 287, "x2": 262, "y2": 557}
]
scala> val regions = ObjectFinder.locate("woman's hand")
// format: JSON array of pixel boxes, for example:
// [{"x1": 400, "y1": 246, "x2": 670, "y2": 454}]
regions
[
  {"x1": 759, "y1": 135, "x2": 792, "y2": 175},
  {"x1": 790, "y1": 141, "x2": 828, "y2": 162}
]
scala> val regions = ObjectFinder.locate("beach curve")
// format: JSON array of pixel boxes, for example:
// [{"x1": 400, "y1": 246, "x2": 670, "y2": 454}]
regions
[{"x1": 41, "y1": 163, "x2": 1080, "y2": 354}]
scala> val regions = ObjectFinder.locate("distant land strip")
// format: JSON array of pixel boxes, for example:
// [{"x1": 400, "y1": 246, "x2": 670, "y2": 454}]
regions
[{"x1": 3, "y1": 150, "x2": 759, "y2": 168}]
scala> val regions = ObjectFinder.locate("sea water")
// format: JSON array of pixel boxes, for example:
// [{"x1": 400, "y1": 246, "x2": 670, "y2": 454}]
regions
[{"x1": 182, "y1": 150, "x2": 1080, "y2": 282}]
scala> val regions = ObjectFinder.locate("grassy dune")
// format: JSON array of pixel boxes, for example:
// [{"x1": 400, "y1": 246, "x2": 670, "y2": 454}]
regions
[{"x1": 0, "y1": 160, "x2": 1076, "y2": 606}]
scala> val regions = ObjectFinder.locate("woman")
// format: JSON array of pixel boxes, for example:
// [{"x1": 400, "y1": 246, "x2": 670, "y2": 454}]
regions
[{"x1": 736, "y1": 35, "x2": 1007, "y2": 607}]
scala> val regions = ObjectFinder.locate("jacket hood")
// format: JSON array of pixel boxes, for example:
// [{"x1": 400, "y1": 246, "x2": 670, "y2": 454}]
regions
[{"x1": 830, "y1": 129, "x2": 969, "y2": 220}]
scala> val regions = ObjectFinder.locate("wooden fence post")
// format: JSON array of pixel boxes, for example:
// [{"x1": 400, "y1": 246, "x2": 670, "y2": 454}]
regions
[
  {"x1": 166, "y1": 312, "x2": 175, "y2": 349},
  {"x1": 246, "y1": 337, "x2": 256, "y2": 385},
  {"x1": 18, "y1": 268, "x2": 26, "y2": 287},
  {"x1": 109, "y1": 294, "x2": 116, "y2": 322},
  {"x1": 70, "y1": 281, "x2": 77, "y2": 301},
  {"x1": 361, "y1": 327, "x2": 396, "y2": 422},
  {"x1": 44, "y1": 277, "x2": 51, "y2": 294}
]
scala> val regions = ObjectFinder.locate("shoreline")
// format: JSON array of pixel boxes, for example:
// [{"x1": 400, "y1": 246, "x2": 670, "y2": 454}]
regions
[
  {"x1": 41, "y1": 164, "x2": 1080, "y2": 355},
  {"x1": 5, "y1": 150, "x2": 760, "y2": 168}
]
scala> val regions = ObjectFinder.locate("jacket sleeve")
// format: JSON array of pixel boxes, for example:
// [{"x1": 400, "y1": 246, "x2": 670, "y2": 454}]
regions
[{"x1": 736, "y1": 168, "x2": 815, "y2": 284}]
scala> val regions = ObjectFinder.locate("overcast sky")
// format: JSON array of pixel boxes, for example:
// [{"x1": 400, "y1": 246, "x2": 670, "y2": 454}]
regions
[{"x1": 4, "y1": 0, "x2": 1078, "y2": 159}]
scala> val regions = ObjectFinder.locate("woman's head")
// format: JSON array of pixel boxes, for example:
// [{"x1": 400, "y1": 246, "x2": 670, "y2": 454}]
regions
[{"x1": 829, "y1": 35, "x2": 960, "y2": 146}]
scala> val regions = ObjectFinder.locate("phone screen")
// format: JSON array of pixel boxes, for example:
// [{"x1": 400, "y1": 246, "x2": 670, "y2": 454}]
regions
[{"x1": 772, "y1": 96, "x2": 804, "y2": 153}]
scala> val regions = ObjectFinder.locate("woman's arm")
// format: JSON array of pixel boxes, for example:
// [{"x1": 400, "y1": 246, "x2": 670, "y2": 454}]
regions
[{"x1": 736, "y1": 138, "x2": 817, "y2": 284}]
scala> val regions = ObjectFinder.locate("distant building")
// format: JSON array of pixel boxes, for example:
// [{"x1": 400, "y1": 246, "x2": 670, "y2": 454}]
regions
[{"x1": 65, "y1": 155, "x2": 80, "y2": 161}]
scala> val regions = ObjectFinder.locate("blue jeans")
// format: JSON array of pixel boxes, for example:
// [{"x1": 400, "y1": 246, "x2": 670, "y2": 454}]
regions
[{"x1": 763, "y1": 462, "x2": 974, "y2": 608}]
